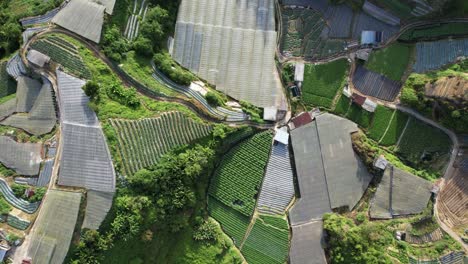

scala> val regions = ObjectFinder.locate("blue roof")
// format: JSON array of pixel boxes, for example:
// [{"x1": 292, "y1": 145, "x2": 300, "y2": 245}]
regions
[{"x1": 361, "y1": 31, "x2": 376, "y2": 44}]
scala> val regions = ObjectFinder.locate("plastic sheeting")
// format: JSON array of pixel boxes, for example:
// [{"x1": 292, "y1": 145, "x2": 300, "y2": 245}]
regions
[{"x1": 0, "y1": 136, "x2": 42, "y2": 176}]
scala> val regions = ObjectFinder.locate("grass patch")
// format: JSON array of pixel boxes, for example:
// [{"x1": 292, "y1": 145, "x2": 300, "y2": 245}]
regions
[
  {"x1": 368, "y1": 106, "x2": 394, "y2": 141},
  {"x1": 397, "y1": 118, "x2": 452, "y2": 172},
  {"x1": 399, "y1": 22, "x2": 468, "y2": 41},
  {"x1": 380, "y1": 110, "x2": 409, "y2": 146},
  {"x1": 346, "y1": 103, "x2": 372, "y2": 129},
  {"x1": 301, "y1": 59, "x2": 349, "y2": 109},
  {"x1": 365, "y1": 43, "x2": 412, "y2": 81},
  {"x1": 332, "y1": 95, "x2": 351, "y2": 116}
]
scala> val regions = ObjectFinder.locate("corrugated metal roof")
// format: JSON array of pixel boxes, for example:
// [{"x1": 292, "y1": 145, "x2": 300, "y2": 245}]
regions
[
  {"x1": 52, "y1": 0, "x2": 105, "y2": 43},
  {"x1": 27, "y1": 50, "x2": 50, "y2": 68}
]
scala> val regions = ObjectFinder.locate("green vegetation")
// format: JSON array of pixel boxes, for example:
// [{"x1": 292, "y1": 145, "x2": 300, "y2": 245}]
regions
[
  {"x1": 11, "y1": 184, "x2": 46, "y2": 202},
  {"x1": 324, "y1": 213, "x2": 462, "y2": 263},
  {"x1": 110, "y1": 112, "x2": 212, "y2": 175},
  {"x1": 346, "y1": 103, "x2": 372, "y2": 128},
  {"x1": 401, "y1": 61, "x2": 468, "y2": 133},
  {"x1": 260, "y1": 215, "x2": 289, "y2": 231},
  {"x1": 209, "y1": 131, "x2": 272, "y2": 216},
  {"x1": 0, "y1": 61, "x2": 16, "y2": 99},
  {"x1": 30, "y1": 37, "x2": 92, "y2": 79},
  {"x1": 207, "y1": 196, "x2": 250, "y2": 246},
  {"x1": 302, "y1": 59, "x2": 349, "y2": 109},
  {"x1": 365, "y1": 43, "x2": 412, "y2": 81},
  {"x1": 153, "y1": 52, "x2": 196, "y2": 86},
  {"x1": 399, "y1": 22, "x2": 468, "y2": 41},
  {"x1": 205, "y1": 91, "x2": 226, "y2": 107},
  {"x1": 379, "y1": 111, "x2": 409, "y2": 146},
  {"x1": 397, "y1": 118, "x2": 452, "y2": 170},
  {"x1": 239, "y1": 101, "x2": 264, "y2": 123},
  {"x1": 0, "y1": 195, "x2": 12, "y2": 215},
  {"x1": 241, "y1": 216, "x2": 289, "y2": 264},
  {"x1": 368, "y1": 106, "x2": 394, "y2": 141},
  {"x1": 333, "y1": 95, "x2": 351, "y2": 115}
]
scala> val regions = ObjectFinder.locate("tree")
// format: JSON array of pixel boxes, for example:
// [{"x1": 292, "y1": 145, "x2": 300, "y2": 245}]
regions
[
  {"x1": 140, "y1": 6, "x2": 172, "y2": 49},
  {"x1": 133, "y1": 37, "x2": 153, "y2": 56},
  {"x1": 102, "y1": 25, "x2": 129, "y2": 62},
  {"x1": 82, "y1": 81, "x2": 100, "y2": 102}
]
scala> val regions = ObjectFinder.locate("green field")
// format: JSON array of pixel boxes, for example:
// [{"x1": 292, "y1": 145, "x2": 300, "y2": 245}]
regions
[
  {"x1": 208, "y1": 131, "x2": 272, "y2": 216},
  {"x1": 333, "y1": 95, "x2": 351, "y2": 115},
  {"x1": 346, "y1": 104, "x2": 372, "y2": 129},
  {"x1": 241, "y1": 216, "x2": 289, "y2": 264},
  {"x1": 0, "y1": 61, "x2": 16, "y2": 99},
  {"x1": 260, "y1": 215, "x2": 289, "y2": 231},
  {"x1": 365, "y1": 43, "x2": 412, "y2": 81},
  {"x1": 399, "y1": 22, "x2": 468, "y2": 41},
  {"x1": 397, "y1": 118, "x2": 452, "y2": 167},
  {"x1": 110, "y1": 112, "x2": 212, "y2": 175},
  {"x1": 207, "y1": 196, "x2": 250, "y2": 246},
  {"x1": 368, "y1": 106, "x2": 394, "y2": 141},
  {"x1": 380, "y1": 111, "x2": 409, "y2": 146},
  {"x1": 302, "y1": 59, "x2": 349, "y2": 108},
  {"x1": 8, "y1": 0, "x2": 61, "y2": 17}
]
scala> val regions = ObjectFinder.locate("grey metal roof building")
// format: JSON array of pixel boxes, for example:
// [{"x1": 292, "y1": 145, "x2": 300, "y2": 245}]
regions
[
  {"x1": 370, "y1": 166, "x2": 432, "y2": 218},
  {"x1": 257, "y1": 142, "x2": 295, "y2": 215},
  {"x1": 290, "y1": 122, "x2": 331, "y2": 225},
  {"x1": 82, "y1": 190, "x2": 114, "y2": 230},
  {"x1": 290, "y1": 221, "x2": 327, "y2": 264},
  {"x1": 316, "y1": 113, "x2": 373, "y2": 210},
  {"x1": 56, "y1": 70, "x2": 98, "y2": 127},
  {"x1": 27, "y1": 190, "x2": 81, "y2": 264},
  {"x1": 0, "y1": 136, "x2": 42, "y2": 176},
  {"x1": 58, "y1": 124, "x2": 115, "y2": 193},
  {"x1": 26, "y1": 50, "x2": 50, "y2": 68},
  {"x1": 52, "y1": 0, "x2": 105, "y2": 43},
  {"x1": 172, "y1": 0, "x2": 287, "y2": 109}
]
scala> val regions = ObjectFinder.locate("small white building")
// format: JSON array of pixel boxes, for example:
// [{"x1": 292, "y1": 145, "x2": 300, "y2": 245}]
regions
[
  {"x1": 362, "y1": 98, "x2": 377, "y2": 112},
  {"x1": 263, "y1": 106, "x2": 278, "y2": 121},
  {"x1": 274, "y1": 127, "x2": 289, "y2": 145},
  {"x1": 374, "y1": 155, "x2": 389, "y2": 170},
  {"x1": 294, "y1": 62, "x2": 305, "y2": 82}
]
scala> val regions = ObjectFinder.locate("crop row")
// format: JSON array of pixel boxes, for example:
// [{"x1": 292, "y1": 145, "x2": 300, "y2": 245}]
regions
[
  {"x1": 241, "y1": 217, "x2": 289, "y2": 264},
  {"x1": 368, "y1": 105, "x2": 395, "y2": 141},
  {"x1": 209, "y1": 131, "x2": 273, "y2": 217},
  {"x1": 110, "y1": 112, "x2": 212, "y2": 175},
  {"x1": 7, "y1": 214, "x2": 30, "y2": 230},
  {"x1": 380, "y1": 110, "x2": 409, "y2": 146},
  {"x1": 207, "y1": 195, "x2": 250, "y2": 247},
  {"x1": 30, "y1": 40, "x2": 91, "y2": 79}
]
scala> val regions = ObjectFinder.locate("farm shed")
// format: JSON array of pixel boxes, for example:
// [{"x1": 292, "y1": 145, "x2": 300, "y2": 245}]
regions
[
  {"x1": 58, "y1": 124, "x2": 115, "y2": 193},
  {"x1": 290, "y1": 122, "x2": 331, "y2": 224},
  {"x1": 315, "y1": 113, "x2": 373, "y2": 210},
  {"x1": 363, "y1": 98, "x2": 377, "y2": 112},
  {"x1": 52, "y1": 0, "x2": 105, "y2": 43},
  {"x1": 82, "y1": 190, "x2": 114, "y2": 230},
  {"x1": 290, "y1": 221, "x2": 327, "y2": 264},
  {"x1": 370, "y1": 166, "x2": 432, "y2": 219},
  {"x1": 294, "y1": 62, "x2": 305, "y2": 82},
  {"x1": 27, "y1": 190, "x2": 82, "y2": 264},
  {"x1": 0, "y1": 136, "x2": 42, "y2": 176},
  {"x1": 257, "y1": 142, "x2": 295, "y2": 215},
  {"x1": 353, "y1": 65, "x2": 402, "y2": 101},
  {"x1": 26, "y1": 50, "x2": 50, "y2": 68},
  {"x1": 172, "y1": 0, "x2": 287, "y2": 109}
]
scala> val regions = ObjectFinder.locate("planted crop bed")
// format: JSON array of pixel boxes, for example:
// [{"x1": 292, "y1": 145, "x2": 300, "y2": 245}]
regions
[
  {"x1": 365, "y1": 43, "x2": 412, "y2": 81},
  {"x1": 380, "y1": 110, "x2": 409, "y2": 146},
  {"x1": 7, "y1": 214, "x2": 30, "y2": 230},
  {"x1": 209, "y1": 131, "x2": 273, "y2": 216},
  {"x1": 111, "y1": 112, "x2": 212, "y2": 175},
  {"x1": 346, "y1": 104, "x2": 372, "y2": 128},
  {"x1": 333, "y1": 95, "x2": 351, "y2": 115},
  {"x1": 397, "y1": 118, "x2": 451, "y2": 166},
  {"x1": 301, "y1": 59, "x2": 348, "y2": 108},
  {"x1": 241, "y1": 216, "x2": 289, "y2": 264},
  {"x1": 368, "y1": 106, "x2": 394, "y2": 141},
  {"x1": 30, "y1": 38, "x2": 91, "y2": 79},
  {"x1": 207, "y1": 196, "x2": 250, "y2": 246}
]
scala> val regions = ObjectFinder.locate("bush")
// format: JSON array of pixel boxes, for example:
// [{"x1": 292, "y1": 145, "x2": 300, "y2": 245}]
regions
[
  {"x1": 356, "y1": 213, "x2": 366, "y2": 224},
  {"x1": 193, "y1": 219, "x2": 218, "y2": 243},
  {"x1": 83, "y1": 81, "x2": 100, "y2": 102},
  {"x1": 153, "y1": 52, "x2": 195, "y2": 86},
  {"x1": 205, "y1": 91, "x2": 225, "y2": 107},
  {"x1": 106, "y1": 83, "x2": 140, "y2": 108}
]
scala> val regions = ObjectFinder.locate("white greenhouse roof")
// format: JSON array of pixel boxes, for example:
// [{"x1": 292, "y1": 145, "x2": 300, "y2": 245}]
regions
[
  {"x1": 172, "y1": 0, "x2": 287, "y2": 109},
  {"x1": 274, "y1": 128, "x2": 289, "y2": 145},
  {"x1": 52, "y1": 0, "x2": 105, "y2": 43},
  {"x1": 294, "y1": 62, "x2": 305, "y2": 82}
]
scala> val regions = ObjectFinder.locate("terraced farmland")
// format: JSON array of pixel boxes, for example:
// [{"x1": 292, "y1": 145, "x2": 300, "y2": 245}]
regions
[
  {"x1": 301, "y1": 59, "x2": 349, "y2": 109},
  {"x1": 30, "y1": 37, "x2": 91, "y2": 79},
  {"x1": 110, "y1": 112, "x2": 212, "y2": 175},
  {"x1": 207, "y1": 196, "x2": 250, "y2": 246},
  {"x1": 209, "y1": 131, "x2": 273, "y2": 216},
  {"x1": 241, "y1": 216, "x2": 290, "y2": 264},
  {"x1": 368, "y1": 105, "x2": 394, "y2": 141},
  {"x1": 380, "y1": 110, "x2": 409, "y2": 146}
]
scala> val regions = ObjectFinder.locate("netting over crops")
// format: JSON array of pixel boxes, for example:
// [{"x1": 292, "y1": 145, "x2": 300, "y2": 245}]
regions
[
  {"x1": 370, "y1": 166, "x2": 432, "y2": 218},
  {"x1": 290, "y1": 221, "x2": 327, "y2": 264},
  {"x1": 6, "y1": 54, "x2": 27, "y2": 80},
  {"x1": 413, "y1": 38, "x2": 468, "y2": 73},
  {"x1": 56, "y1": 70, "x2": 98, "y2": 127},
  {"x1": 0, "y1": 136, "x2": 42, "y2": 176},
  {"x1": 0, "y1": 178, "x2": 40, "y2": 214},
  {"x1": 52, "y1": 0, "x2": 105, "y2": 43},
  {"x1": 15, "y1": 76, "x2": 42, "y2": 113},
  {"x1": 173, "y1": 0, "x2": 287, "y2": 109},
  {"x1": 0, "y1": 99, "x2": 16, "y2": 121},
  {"x1": 27, "y1": 190, "x2": 81, "y2": 264},
  {"x1": 353, "y1": 65, "x2": 402, "y2": 102},
  {"x1": 257, "y1": 142, "x2": 295, "y2": 215},
  {"x1": 59, "y1": 124, "x2": 115, "y2": 192},
  {"x1": 82, "y1": 190, "x2": 114, "y2": 230}
]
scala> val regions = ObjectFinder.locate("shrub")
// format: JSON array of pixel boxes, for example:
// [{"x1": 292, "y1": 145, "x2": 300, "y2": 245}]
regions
[
  {"x1": 106, "y1": 83, "x2": 140, "y2": 108},
  {"x1": 193, "y1": 219, "x2": 218, "y2": 243},
  {"x1": 205, "y1": 91, "x2": 225, "y2": 107},
  {"x1": 356, "y1": 213, "x2": 366, "y2": 224},
  {"x1": 153, "y1": 52, "x2": 195, "y2": 86}
]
